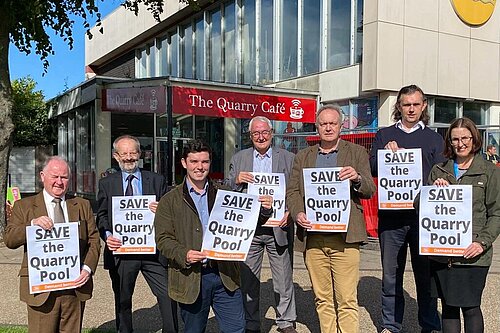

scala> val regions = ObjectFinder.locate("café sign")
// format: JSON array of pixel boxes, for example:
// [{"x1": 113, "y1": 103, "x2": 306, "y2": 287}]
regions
[
  {"x1": 102, "y1": 86, "x2": 166, "y2": 113},
  {"x1": 172, "y1": 86, "x2": 317, "y2": 123}
]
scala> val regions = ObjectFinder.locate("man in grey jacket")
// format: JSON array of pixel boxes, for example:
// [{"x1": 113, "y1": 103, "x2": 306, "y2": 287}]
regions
[{"x1": 226, "y1": 116, "x2": 297, "y2": 333}]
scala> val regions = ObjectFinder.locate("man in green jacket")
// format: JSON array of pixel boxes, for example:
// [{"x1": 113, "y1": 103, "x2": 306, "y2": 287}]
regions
[
  {"x1": 286, "y1": 104, "x2": 376, "y2": 333},
  {"x1": 154, "y1": 139, "x2": 273, "y2": 332}
]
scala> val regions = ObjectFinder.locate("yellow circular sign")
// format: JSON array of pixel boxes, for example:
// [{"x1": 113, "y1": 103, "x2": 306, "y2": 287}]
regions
[{"x1": 451, "y1": 0, "x2": 496, "y2": 26}]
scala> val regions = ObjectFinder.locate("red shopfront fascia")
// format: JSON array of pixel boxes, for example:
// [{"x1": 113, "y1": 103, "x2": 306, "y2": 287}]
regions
[{"x1": 172, "y1": 86, "x2": 317, "y2": 123}]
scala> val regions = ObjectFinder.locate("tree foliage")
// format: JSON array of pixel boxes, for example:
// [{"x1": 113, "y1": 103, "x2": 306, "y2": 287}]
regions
[
  {"x1": 0, "y1": 0, "x2": 201, "y2": 234},
  {"x1": 11, "y1": 77, "x2": 56, "y2": 146}
]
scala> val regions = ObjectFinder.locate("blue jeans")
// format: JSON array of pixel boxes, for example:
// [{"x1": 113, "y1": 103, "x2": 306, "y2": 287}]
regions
[
  {"x1": 379, "y1": 217, "x2": 441, "y2": 333},
  {"x1": 179, "y1": 267, "x2": 245, "y2": 333}
]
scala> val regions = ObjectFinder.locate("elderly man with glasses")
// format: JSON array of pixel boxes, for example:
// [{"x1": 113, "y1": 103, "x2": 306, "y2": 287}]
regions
[{"x1": 226, "y1": 116, "x2": 297, "y2": 333}]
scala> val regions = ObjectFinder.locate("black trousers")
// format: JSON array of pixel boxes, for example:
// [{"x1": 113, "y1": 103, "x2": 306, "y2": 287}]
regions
[{"x1": 109, "y1": 257, "x2": 178, "y2": 333}]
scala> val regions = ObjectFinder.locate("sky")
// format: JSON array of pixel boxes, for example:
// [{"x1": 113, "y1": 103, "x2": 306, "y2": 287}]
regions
[{"x1": 8, "y1": 1, "x2": 122, "y2": 100}]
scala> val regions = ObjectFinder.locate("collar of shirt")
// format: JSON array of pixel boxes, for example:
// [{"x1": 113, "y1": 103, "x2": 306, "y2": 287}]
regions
[
  {"x1": 318, "y1": 141, "x2": 340, "y2": 155},
  {"x1": 42, "y1": 189, "x2": 67, "y2": 222},
  {"x1": 254, "y1": 147, "x2": 272, "y2": 159},
  {"x1": 186, "y1": 178, "x2": 209, "y2": 196},
  {"x1": 395, "y1": 120, "x2": 425, "y2": 133}
]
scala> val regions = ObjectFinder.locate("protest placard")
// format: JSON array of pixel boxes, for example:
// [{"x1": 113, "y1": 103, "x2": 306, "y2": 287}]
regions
[
  {"x1": 202, "y1": 190, "x2": 261, "y2": 261},
  {"x1": 419, "y1": 185, "x2": 473, "y2": 256},
  {"x1": 377, "y1": 149, "x2": 422, "y2": 209},
  {"x1": 112, "y1": 195, "x2": 157, "y2": 254},
  {"x1": 303, "y1": 167, "x2": 351, "y2": 232},
  {"x1": 27, "y1": 223, "x2": 80, "y2": 294},
  {"x1": 247, "y1": 172, "x2": 286, "y2": 227}
]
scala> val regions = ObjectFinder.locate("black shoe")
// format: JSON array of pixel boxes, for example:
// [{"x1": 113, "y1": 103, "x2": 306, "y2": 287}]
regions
[{"x1": 245, "y1": 330, "x2": 260, "y2": 333}]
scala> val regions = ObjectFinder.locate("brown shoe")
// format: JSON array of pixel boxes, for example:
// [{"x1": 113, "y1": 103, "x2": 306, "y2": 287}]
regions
[{"x1": 277, "y1": 326, "x2": 298, "y2": 333}]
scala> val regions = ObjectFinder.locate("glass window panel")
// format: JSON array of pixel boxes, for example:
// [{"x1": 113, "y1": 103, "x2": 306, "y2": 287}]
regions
[
  {"x1": 280, "y1": 0, "x2": 298, "y2": 79},
  {"x1": 138, "y1": 47, "x2": 147, "y2": 78},
  {"x1": 434, "y1": 99, "x2": 458, "y2": 124},
  {"x1": 194, "y1": 116, "x2": 224, "y2": 177},
  {"x1": 328, "y1": 0, "x2": 351, "y2": 68},
  {"x1": 351, "y1": 97, "x2": 378, "y2": 129},
  {"x1": 355, "y1": 0, "x2": 363, "y2": 63},
  {"x1": 159, "y1": 37, "x2": 169, "y2": 76},
  {"x1": 182, "y1": 24, "x2": 193, "y2": 79},
  {"x1": 195, "y1": 18, "x2": 205, "y2": 79},
  {"x1": 463, "y1": 102, "x2": 485, "y2": 125},
  {"x1": 259, "y1": 0, "x2": 274, "y2": 83},
  {"x1": 148, "y1": 44, "x2": 156, "y2": 77},
  {"x1": 210, "y1": 9, "x2": 222, "y2": 82},
  {"x1": 170, "y1": 32, "x2": 179, "y2": 77},
  {"x1": 224, "y1": 2, "x2": 237, "y2": 83},
  {"x1": 302, "y1": 0, "x2": 321, "y2": 75},
  {"x1": 242, "y1": 0, "x2": 256, "y2": 84}
]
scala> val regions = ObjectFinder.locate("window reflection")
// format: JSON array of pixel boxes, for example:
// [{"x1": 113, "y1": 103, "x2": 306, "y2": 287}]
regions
[
  {"x1": 328, "y1": 0, "x2": 351, "y2": 68},
  {"x1": 182, "y1": 24, "x2": 193, "y2": 79},
  {"x1": 280, "y1": 0, "x2": 298, "y2": 79},
  {"x1": 210, "y1": 9, "x2": 222, "y2": 82},
  {"x1": 302, "y1": 0, "x2": 320, "y2": 75},
  {"x1": 259, "y1": 0, "x2": 274, "y2": 83},
  {"x1": 195, "y1": 18, "x2": 205, "y2": 79},
  {"x1": 225, "y1": 2, "x2": 236, "y2": 82},
  {"x1": 170, "y1": 31, "x2": 179, "y2": 77},
  {"x1": 242, "y1": 0, "x2": 256, "y2": 84}
]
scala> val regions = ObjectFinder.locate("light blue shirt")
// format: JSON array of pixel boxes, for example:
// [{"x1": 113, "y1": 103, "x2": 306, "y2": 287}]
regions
[
  {"x1": 186, "y1": 179, "x2": 209, "y2": 235},
  {"x1": 253, "y1": 147, "x2": 273, "y2": 173},
  {"x1": 121, "y1": 170, "x2": 143, "y2": 195}
]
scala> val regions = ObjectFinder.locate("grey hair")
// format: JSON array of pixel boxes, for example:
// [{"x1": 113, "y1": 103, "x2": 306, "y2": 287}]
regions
[
  {"x1": 42, "y1": 156, "x2": 71, "y2": 175},
  {"x1": 316, "y1": 104, "x2": 344, "y2": 124},
  {"x1": 249, "y1": 116, "x2": 273, "y2": 132},
  {"x1": 113, "y1": 135, "x2": 142, "y2": 153}
]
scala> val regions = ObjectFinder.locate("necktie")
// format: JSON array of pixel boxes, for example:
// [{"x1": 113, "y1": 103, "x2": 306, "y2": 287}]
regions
[
  {"x1": 125, "y1": 174, "x2": 135, "y2": 196},
  {"x1": 52, "y1": 198, "x2": 65, "y2": 223}
]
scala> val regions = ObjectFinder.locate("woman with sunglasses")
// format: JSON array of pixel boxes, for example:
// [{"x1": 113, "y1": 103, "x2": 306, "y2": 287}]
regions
[{"x1": 427, "y1": 117, "x2": 500, "y2": 333}]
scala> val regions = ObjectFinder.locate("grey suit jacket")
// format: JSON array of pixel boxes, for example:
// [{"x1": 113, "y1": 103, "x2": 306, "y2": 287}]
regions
[{"x1": 226, "y1": 146, "x2": 295, "y2": 246}]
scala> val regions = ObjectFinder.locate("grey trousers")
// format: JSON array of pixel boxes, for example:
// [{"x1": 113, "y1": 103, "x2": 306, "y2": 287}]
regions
[{"x1": 240, "y1": 232, "x2": 296, "y2": 330}]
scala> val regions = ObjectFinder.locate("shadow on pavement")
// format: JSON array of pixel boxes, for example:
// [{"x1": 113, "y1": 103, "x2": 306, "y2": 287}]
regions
[{"x1": 358, "y1": 276, "x2": 421, "y2": 333}]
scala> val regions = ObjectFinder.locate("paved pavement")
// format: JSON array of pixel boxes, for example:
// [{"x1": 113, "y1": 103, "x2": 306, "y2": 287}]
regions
[{"x1": 0, "y1": 238, "x2": 499, "y2": 332}]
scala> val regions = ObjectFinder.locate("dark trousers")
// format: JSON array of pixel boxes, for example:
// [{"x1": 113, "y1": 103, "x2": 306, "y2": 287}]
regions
[
  {"x1": 110, "y1": 257, "x2": 178, "y2": 333},
  {"x1": 179, "y1": 267, "x2": 245, "y2": 333},
  {"x1": 379, "y1": 219, "x2": 441, "y2": 333}
]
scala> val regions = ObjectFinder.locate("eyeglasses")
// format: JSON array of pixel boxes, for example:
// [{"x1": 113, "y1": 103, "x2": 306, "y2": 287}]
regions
[
  {"x1": 250, "y1": 130, "x2": 272, "y2": 138},
  {"x1": 450, "y1": 136, "x2": 473, "y2": 146},
  {"x1": 115, "y1": 152, "x2": 140, "y2": 158}
]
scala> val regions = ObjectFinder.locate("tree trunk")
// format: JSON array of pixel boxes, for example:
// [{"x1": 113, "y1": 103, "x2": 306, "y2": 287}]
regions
[{"x1": 0, "y1": 12, "x2": 15, "y2": 237}]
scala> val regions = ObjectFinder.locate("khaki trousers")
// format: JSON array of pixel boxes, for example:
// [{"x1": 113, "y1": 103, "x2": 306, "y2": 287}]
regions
[
  {"x1": 305, "y1": 233, "x2": 360, "y2": 333},
  {"x1": 27, "y1": 291, "x2": 85, "y2": 333}
]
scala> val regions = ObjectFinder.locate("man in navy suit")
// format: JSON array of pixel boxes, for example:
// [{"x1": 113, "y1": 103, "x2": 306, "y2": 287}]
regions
[
  {"x1": 97, "y1": 135, "x2": 178, "y2": 333},
  {"x1": 226, "y1": 116, "x2": 297, "y2": 333}
]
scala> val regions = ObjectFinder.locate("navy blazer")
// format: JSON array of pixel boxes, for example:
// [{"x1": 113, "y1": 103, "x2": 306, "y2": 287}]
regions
[{"x1": 96, "y1": 169, "x2": 168, "y2": 269}]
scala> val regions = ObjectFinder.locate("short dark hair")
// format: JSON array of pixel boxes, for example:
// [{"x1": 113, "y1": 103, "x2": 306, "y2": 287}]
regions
[
  {"x1": 392, "y1": 84, "x2": 430, "y2": 125},
  {"x1": 486, "y1": 144, "x2": 495, "y2": 151},
  {"x1": 182, "y1": 139, "x2": 212, "y2": 160},
  {"x1": 443, "y1": 117, "x2": 482, "y2": 159}
]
